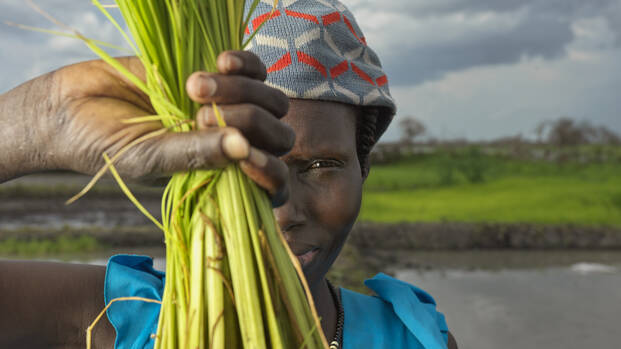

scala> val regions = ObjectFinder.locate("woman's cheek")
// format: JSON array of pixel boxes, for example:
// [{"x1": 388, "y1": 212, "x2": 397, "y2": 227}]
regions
[{"x1": 313, "y1": 169, "x2": 363, "y2": 238}]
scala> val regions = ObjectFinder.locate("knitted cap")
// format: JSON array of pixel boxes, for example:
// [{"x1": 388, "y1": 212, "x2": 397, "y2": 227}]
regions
[{"x1": 244, "y1": 0, "x2": 396, "y2": 142}]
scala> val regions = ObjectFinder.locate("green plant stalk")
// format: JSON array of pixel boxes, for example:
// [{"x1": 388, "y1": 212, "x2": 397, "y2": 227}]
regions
[
  {"x1": 60, "y1": 0, "x2": 332, "y2": 348},
  {"x1": 222, "y1": 260, "x2": 241, "y2": 349},
  {"x1": 218, "y1": 165, "x2": 266, "y2": 347},
  {"x1": 188, "y1": 212, "x2": 205, "y2": 349},
  {"x1": 204, "y1": 206, "x2": 225, "y2": 348},
  {"x1": 238, "y1": 169, "x2": 286, "y2": 348}
]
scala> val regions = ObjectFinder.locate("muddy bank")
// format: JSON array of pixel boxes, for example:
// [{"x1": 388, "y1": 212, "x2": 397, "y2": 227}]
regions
[
  {"x1": 3, "y1": 221, "x2": 621, "y2": 250},
  {"x1": 350, "y1": 221, "x2": 621, "y2": 249},
  {"x1": 3, "y1": 173, "x2": 621, "y2": 249}
]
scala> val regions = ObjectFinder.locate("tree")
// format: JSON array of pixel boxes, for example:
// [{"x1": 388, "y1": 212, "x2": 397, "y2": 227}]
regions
[
  {"x1": 597, "y1": 126, "x2": 621, "y2": 145},
  {"x1": 534, "y1": 121, "x2": 549, "y2": 144},
  {"x1": 539, "y1": 117, "x2": 620, "y2": 146},
  {"x1": 547, "y1": 117, "x2": 590, "y2": 146},
  {"x1": 399, "y1": 116, "x2": 426, "y2": 144}
]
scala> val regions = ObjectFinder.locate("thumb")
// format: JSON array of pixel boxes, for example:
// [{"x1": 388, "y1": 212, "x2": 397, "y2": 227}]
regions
[{"x1": 117, "y1": 128, "x2": 249, "y2": 180}]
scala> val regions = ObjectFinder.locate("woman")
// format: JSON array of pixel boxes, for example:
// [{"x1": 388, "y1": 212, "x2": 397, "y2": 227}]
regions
[{"x1": 0, "y1": 1, "x2": 456, "y2": 348}]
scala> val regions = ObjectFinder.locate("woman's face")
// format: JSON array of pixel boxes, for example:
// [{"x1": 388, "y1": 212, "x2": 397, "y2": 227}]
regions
[{"x1": 274, "y1": 99, "x2": 364, "y2": 288}]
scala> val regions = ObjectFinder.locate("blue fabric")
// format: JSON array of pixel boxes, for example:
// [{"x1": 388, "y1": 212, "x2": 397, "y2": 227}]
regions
[
  {"x1": 104, "y1": 255, "x2": 164, "y2": 349},
  {"x1": 341, "y1": 273, "x2": 449, "y2": 349},
  {"x1": 105, "y1": 256, "x2": 448, "y2": 349}
]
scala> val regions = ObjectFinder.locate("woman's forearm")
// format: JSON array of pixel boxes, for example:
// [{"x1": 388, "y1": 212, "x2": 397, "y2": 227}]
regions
[
  {"x1": 0, "y1": 261, "x2": 115, "y2": 348},
  {"x1": 0, "y1": 87, "x2": 27, "y2": 183},
  {"x1": 0, "y1": 73, "x2": 56, "y2": 183}
]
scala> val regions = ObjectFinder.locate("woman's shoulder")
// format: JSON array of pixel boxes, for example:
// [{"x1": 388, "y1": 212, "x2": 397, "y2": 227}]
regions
[
  {"x1": 340, "y1": 273, "x2": 449, "y2": 349},
  {"x1": 105, "y1": 256, "x2": 450, "y2": 349}
]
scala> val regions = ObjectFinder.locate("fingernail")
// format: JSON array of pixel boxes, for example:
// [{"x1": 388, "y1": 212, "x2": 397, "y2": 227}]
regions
[
  {"x1": 197, "y1": 74, "x2": 216, "y2": 97},
  {"x1": 199, "y1": 106, "x2": 222, "y2": 128},
  {"x1": 222, "y1": 133, "x2": 249, "y2": 160},
  {"x1": 248, "y1": 148, "x2": 268, "y2": 167},
  {"x1": 227, "y1": 55, "x2": 243, "y2": 71}
]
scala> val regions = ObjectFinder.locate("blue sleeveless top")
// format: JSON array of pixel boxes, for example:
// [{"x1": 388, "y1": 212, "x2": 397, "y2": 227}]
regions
[{"x1": 104, "y1": 255, "x2": 449, "y2": 349}]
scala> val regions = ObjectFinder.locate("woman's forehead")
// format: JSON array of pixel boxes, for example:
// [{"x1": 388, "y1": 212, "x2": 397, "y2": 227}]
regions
[{"x1": 283, "y1": 99, "x2": 358, "y2": 156}]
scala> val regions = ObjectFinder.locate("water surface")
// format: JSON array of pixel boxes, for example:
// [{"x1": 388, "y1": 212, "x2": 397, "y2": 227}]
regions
[
  {"x1": 396, "y1": 250, "x2": 621, "y2": 349},
  {"x1": 14, "y1": 248, "x2": 621, "y2": 349}
]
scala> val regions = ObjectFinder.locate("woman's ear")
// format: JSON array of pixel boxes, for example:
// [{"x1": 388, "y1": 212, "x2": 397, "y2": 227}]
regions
[
  {"x1": 361, "y1": 163, "x2": 371, "y2": 182},
  {"x1": 356, "y1": 106, "x2": 378, "y2": 183}
]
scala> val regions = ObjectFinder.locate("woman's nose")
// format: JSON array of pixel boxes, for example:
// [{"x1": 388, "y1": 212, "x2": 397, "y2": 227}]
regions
[{"x1": 273, "y1": 178, "x2": 307, "y2": 234}]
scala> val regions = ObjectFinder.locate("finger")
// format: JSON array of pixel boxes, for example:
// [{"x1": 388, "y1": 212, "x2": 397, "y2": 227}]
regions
[
  {"x1": 185, "y1": 72, "x2": 289, "y2": 118},
  {"x1": 197, "y1": 104, "x2": 295, "y2": 156},
  {"x1": 217, "y1": 50, "x2": 267, "y2": 81},
  {"x1": 118, "y1": 128, "x2": 250, "y2": 179},
  {"x1": 240, "y1": 148, "x2": 290, "y2": 207}
]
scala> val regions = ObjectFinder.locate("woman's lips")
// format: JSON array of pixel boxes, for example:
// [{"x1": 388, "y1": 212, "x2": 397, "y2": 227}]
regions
[
  {"x1": 295, "y1": 247, "x2": 320, "y2": 267},
  {"x1": 285, "y1": 237, "x2": 320, "y2": 267}
]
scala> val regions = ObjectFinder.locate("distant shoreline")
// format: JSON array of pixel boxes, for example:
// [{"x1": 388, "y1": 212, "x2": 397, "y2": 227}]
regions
[
  {"x1": 2, "y1": 173, "x2": 621, "y2": 250},
  {"x1": 350, "y1": 221, "x2": 621, "y2": 250},
  {"x1": 2, "y1": 221, "x2": 621, "y2": 250}
]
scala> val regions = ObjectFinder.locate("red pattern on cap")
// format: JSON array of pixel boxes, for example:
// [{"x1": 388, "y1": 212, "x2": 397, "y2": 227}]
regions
[
  {"x1": 285, "y1": 9, "x2": 319, "y2": 24},
  {"x1": 252, "y1": 10, "x2": 282, "y2": 31},
  {"x1": 267, "y1": 52, "x2": 292, "y2": 73},
  {"x1": 330, "y1": 61, "x2": 349, "y2": 78},
  {"x1": 376, "y1": 75, "x2": 388, "y2": 87},
  {"x1": 297, "y1": 51, "x2": 327, "y2": 78},
  {"x1": 351, "y1": 63, "x2": 375, "y2": 85},
  {"x1": 322, "y1": 12, "x2": 341, "y2": 25}
]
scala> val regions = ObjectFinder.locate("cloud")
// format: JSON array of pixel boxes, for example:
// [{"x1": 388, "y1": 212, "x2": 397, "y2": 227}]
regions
[
  {"x1": 1, "y1": 0, "x2": 619, "y2": 141},
  {"x1": 381, "y1": 45, "x2": 621, "y2": 141},
  {"x1": 0, "y1": 0, "x2": 128, "y2": 93},
  {"x1": 343, "y1": 0, "x2": 621, "y2": 86}
]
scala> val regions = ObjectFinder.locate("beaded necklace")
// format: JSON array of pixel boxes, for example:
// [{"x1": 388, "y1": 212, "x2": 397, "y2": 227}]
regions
[{"x1": 326, "y1": 280, "x2": 344, "y2": 349}]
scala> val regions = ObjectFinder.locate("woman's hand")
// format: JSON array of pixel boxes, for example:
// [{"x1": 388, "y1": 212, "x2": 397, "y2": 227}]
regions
[{"x1": 0, "y1": 51, "x2": 292, "y2": 205}]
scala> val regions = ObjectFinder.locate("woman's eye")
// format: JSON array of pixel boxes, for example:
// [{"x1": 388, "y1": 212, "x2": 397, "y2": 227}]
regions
[{"x1": 306, "y1": 159, "x2": 342, "y2": 171}]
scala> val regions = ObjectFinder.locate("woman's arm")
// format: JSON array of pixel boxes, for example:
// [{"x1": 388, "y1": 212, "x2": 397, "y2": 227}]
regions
[
  {"x1": 0, "y1": 73, "x2": 57, "y2": 183},
  {"x1": 0, "y1": 260, "x2": 115, "y2": 348},
  {"x1": 0, "y1": 52, "x2": 292, "y2": 202},
  {"x1": 0, "y1": 51, "x2": 294, "y2": 347}
]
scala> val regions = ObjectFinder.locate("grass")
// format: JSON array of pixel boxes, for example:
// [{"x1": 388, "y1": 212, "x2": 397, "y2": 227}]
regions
[
  {"x1": 0, "y1": 235, "x2": 101, "y2": 256},
  {"x1": 360, "y1": 152, "x2": 621, "y2": 226}
]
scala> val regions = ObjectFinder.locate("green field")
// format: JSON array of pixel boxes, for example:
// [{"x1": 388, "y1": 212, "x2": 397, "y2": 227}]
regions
[
  {"x1": 0, "y1": 235, "x2": 100, "y2": 256},
  {"x1": 360, "y1": 151, "x2": 621, "y2": 226}
]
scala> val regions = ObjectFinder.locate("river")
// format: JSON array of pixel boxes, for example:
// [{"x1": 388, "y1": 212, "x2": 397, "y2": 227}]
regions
[
  {"x1": 395, "y1": 250, "x2": 621, "y2": 349},
  {"x1": 35, "y1": 248, "x2": 620, "y2": 349}
]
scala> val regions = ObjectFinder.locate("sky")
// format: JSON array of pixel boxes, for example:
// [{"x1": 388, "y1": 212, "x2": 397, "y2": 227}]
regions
[{"x1": 1, "y1": 0, "x2": 620, "y2": 142}]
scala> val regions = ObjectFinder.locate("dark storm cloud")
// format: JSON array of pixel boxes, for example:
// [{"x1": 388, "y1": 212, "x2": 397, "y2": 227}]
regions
[
  {"x1": 348, "y1": 0, "x2": 621, "y2": 86},
  {"x1": 605, "y1": 1, "x2": 621, "y2": 45},
  {"x1": 383, "y1": 0, "x2": 619, "y2": 23},
  {"x1": 1, "y1": 0, "x2": 619, "y2": 91},
  {"x1": 384, "y1": 13, "x2": 574, "y2": 85}
]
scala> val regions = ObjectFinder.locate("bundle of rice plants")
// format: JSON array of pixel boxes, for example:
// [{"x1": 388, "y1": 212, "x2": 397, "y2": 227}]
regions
[{"x1": 13, "y1": 1, "x2": 328, "y2": 348}]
